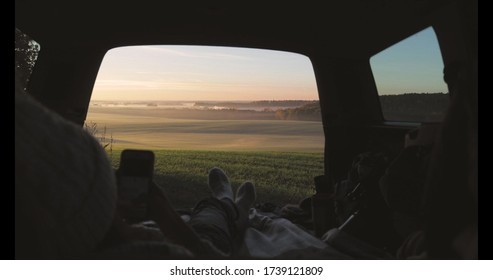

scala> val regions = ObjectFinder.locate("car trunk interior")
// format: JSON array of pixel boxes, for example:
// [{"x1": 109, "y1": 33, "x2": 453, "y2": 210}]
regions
[{"x1": 15, "y1": 0, "x2": 477, "y2": 259}]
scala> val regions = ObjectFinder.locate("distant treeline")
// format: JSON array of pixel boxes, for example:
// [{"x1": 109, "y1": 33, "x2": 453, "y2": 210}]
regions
[
  {"x1": 92, "y1": 94, "x2": 450, "y2": 122},
  {"x1": 273, "y1": 93, "x2": 449, "y2": 122},
  {"x1": 89, "y1": 106, "x2": 276, "y2": 121},
  {"x1": 275, "y1": 101, "x2": 322, "y2": 121},
  {"x1": 380, "y1": 93, "x2": 449, "y2": 122},
  {"x1": 194, "y1": 100, "x2": 316, "y2": 108}
]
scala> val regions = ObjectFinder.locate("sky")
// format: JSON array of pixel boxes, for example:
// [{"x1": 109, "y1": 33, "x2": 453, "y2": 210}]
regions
[
  {"x1": 91, "y1": 27, "x2": 447, "y2": 101},
  {"x1": 371, "y1": 27, "x2": 448, "y2": 95}
]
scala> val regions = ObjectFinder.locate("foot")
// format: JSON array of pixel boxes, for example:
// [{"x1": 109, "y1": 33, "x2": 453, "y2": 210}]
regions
[
  {"x1": 208, "y1": 167, "x2": 233, "y2": 201},
  {"x1": 235, "y1": 181, "x2": 256, "y2": 211}
]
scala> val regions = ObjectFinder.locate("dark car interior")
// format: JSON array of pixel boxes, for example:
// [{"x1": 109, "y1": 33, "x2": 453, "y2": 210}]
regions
[{"x1": 15, "y1": 0, "x2": 477, "y2": 259}]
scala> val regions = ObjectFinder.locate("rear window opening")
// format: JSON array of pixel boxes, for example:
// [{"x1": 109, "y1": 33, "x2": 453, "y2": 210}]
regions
[{"x1": 87, "y1": 46, "x2": 323, "y2": 209}]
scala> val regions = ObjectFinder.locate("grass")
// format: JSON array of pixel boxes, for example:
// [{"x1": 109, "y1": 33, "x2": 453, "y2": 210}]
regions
[
  {"x1": 109, "y1": 149, "x2": 324, "y2": 209},
  {"x1": 88, "y1": 106, "x2": 325, "y2": 209}
]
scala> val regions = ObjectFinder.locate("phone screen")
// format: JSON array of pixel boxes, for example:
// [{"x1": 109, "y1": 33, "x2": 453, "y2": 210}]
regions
[{"x1": 117, "y1": 149, "x2": 155, "y2": 223}]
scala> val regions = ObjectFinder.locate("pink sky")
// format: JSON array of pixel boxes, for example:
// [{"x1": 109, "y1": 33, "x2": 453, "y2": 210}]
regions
[{"x1": 91, "y1": 46, "x2": 319, "y2": 101}]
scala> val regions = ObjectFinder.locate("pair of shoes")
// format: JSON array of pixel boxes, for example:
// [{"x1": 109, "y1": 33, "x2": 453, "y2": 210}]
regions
[{"x1": 208, "y1": 167, "x2": 256, "y2": 211}]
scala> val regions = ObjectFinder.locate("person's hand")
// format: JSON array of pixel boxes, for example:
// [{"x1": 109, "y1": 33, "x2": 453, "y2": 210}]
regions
[
  {"x1": 115, "y1": 199, "x2": 133, "y2": 221},
  {"x1": 105, "y1": 211, "x2": 164, "y2": 247}
]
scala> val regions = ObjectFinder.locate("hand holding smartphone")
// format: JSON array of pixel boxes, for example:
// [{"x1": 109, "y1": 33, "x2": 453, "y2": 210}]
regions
[{"x1": 117, "y1": 149, "x2": 155, "y2": 224}]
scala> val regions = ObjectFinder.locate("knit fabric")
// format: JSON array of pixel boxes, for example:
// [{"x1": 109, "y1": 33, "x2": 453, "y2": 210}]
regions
[{"x1": 15, "y1": 92, "x2": 117, "y2": 259}]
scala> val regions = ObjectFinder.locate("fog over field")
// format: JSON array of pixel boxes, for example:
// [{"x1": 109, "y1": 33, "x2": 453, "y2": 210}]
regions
[{"x1": 86, "y1": 100, "x2": 324, "y2": 152}]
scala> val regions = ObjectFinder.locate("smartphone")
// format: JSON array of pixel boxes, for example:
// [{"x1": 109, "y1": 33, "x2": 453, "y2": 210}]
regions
[{"x1": 117, "y1": 149, "x2": 155, "y2": 223}]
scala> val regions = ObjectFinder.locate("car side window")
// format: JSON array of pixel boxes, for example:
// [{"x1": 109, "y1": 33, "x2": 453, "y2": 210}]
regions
[{"x1": 370, "y1": 27, "x2": 449, "y2": 123}]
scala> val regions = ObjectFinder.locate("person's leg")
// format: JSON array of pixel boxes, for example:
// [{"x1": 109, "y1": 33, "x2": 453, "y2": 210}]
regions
[
  {"x1": 188, "y1": 168, "x2": 256, "y2": 256},
  {"x1": 235, "y1": 181, "x2": 256, "y2": 236},
  {"x1": 188, "y1": 168, "x2": 237, "y2": 255},
  {"x1": 188, "y1": 197, "x2": 238, "y2": 255}
]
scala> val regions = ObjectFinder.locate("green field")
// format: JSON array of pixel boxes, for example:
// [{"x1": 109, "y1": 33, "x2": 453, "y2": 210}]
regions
[
  {"x1": 109, "y1": 149, "x2": 324, "y2": 209},
  {"x1": 87, "y1": 106, "x2": 325, "y2": 208}
]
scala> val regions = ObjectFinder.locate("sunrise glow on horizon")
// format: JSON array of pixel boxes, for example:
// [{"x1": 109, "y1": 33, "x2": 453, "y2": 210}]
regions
[
  {"x1": 91, "y1": 46, "x2": 319, "y2": 101},
  {"x1": 91, "y1": 28, "x2": 447, "y2": 101}
]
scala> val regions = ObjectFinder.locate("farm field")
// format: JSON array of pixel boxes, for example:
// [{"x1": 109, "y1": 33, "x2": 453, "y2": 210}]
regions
[
  {"x1": 108, "y1": 149, "x2": 324, "y2": 209},
  {"x1": 87, "y1": 106, "x2": 325, "y2": 208},
  {"x1": 87, "y1": 107, "x2": 324, "y2": 152}
]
